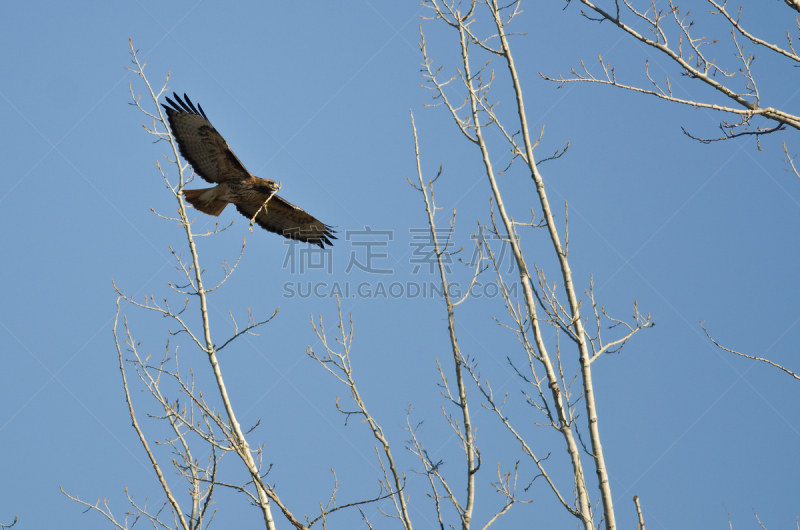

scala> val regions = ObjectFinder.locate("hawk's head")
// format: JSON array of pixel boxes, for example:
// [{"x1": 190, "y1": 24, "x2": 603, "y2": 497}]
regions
[{"x1": 255, "y1": 178, "x2": 280, "y2": 194}]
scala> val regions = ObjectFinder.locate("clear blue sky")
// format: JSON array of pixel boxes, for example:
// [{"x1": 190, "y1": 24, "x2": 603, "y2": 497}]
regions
[{"x1": 1, "y1": 1, "x2": 798, "y2": 528}]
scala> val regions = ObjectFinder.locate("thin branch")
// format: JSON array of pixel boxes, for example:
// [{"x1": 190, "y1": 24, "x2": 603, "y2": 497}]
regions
[
  {"x1": 633, "y1": 496, "x2": 645, "y2": 530},
  {"x1": 701, "y1": 324, "x2": 800, "y2": 381},
  {"x1": 708, "y1": 0, "x2": 800, "y2": 62},
  {"x1": 410, "y1": 108, "x2": 479, "y2": 529},
  {"x1": 784, "y1": 142, "x2": 800, "y2": 179}
]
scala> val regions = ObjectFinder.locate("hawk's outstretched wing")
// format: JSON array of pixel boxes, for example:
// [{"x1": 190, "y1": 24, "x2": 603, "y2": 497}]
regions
[
  {"x1": 162, "y1": 93, "x2": 250, "y2": 183},
  {"x1": 235, "y1": 195, "x2": 336, "y2": 248}
]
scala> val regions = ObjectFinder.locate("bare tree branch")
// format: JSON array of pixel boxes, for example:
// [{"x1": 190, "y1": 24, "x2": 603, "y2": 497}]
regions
[
  {"x1": 409, "y1": 109, "x2": 480, "y2": 529},
  {"x1": 633, "y1": 495, "x2": 646, "y2": 530},
  {"x1": 701, "y1": 324, "x2": 800, "y2": 381},
  {"x1": 307, "y1": 298, "x2": 413, "y2": 530},
  {"x1": 546, "y1": 0, "x2": 800, "y2": 148}
]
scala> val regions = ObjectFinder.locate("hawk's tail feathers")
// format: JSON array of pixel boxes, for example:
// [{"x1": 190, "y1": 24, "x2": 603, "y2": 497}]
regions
[{"x1": 183, "y1": 188, "x2": 229, "y2": 217}]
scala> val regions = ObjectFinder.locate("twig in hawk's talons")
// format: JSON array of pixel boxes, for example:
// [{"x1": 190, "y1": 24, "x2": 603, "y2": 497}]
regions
[{"x1": 249, "y1": 183, "x2": 282, "y2": 233}]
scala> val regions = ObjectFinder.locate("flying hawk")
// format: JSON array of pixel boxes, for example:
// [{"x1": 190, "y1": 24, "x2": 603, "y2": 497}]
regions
[{"x1": 162, "y1": 93, "x2": 335, "y2": 248}]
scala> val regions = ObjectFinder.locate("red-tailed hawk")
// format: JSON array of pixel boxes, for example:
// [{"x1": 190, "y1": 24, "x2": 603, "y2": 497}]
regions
[{"x1": 162, "y1": 93, "x2": 336, "y2": 248}]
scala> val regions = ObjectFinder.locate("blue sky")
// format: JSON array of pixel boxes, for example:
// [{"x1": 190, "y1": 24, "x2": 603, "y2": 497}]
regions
[{"x1": 1, "y1": 1, "x2": 798, "y2": 528}]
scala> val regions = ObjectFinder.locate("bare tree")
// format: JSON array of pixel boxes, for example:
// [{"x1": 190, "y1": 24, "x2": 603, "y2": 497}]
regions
[
  {"x1": 312, "y1": 2, "x2": 795, "y2": 528},
  {"x1": 306, "y1": 299, "x2": 415, "y2": 530},
  {"x1": 543, "y1": 0, "x2": 800, "y2": 383},
  {"x1": 59, "y1": 4, "x2": 797, "y2": 528},
  {"x1": 407, "y1": 112, "x2": 529, "y2": 530},
  {"x1": 386, "y1": 1, "x2": 658, "y2": 529},
  {"x1": 544, "y1": 0, "x2": 800, "y2": 170},
  {"x1": 302, "y1": 114, "x2": 533, "y2": 530},
  {"x1": 61, "y1": 39, "x2": 389, "y2": 530}
]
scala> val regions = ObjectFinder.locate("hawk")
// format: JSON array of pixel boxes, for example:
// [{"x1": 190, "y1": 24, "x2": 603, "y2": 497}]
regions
[{"x1": 162, "y1": 93, "x2": 336, "y2": 248}]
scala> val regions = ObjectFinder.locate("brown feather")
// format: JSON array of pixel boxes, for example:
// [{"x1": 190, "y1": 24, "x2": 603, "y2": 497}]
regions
[
  {"x1": 235, "y1": 195, "x2": 336, "y2": 248},
  {"x1": 183, "y1": 188, "x2": 229, "y2": 217},
  {"x1": 163, "y1": 94, "x2": 249, "y2": 184}
]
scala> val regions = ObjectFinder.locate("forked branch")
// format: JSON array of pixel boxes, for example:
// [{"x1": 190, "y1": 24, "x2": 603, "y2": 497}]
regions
[{"x1": 307, "y1": 298, "x2": 413, "y2": 530}]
